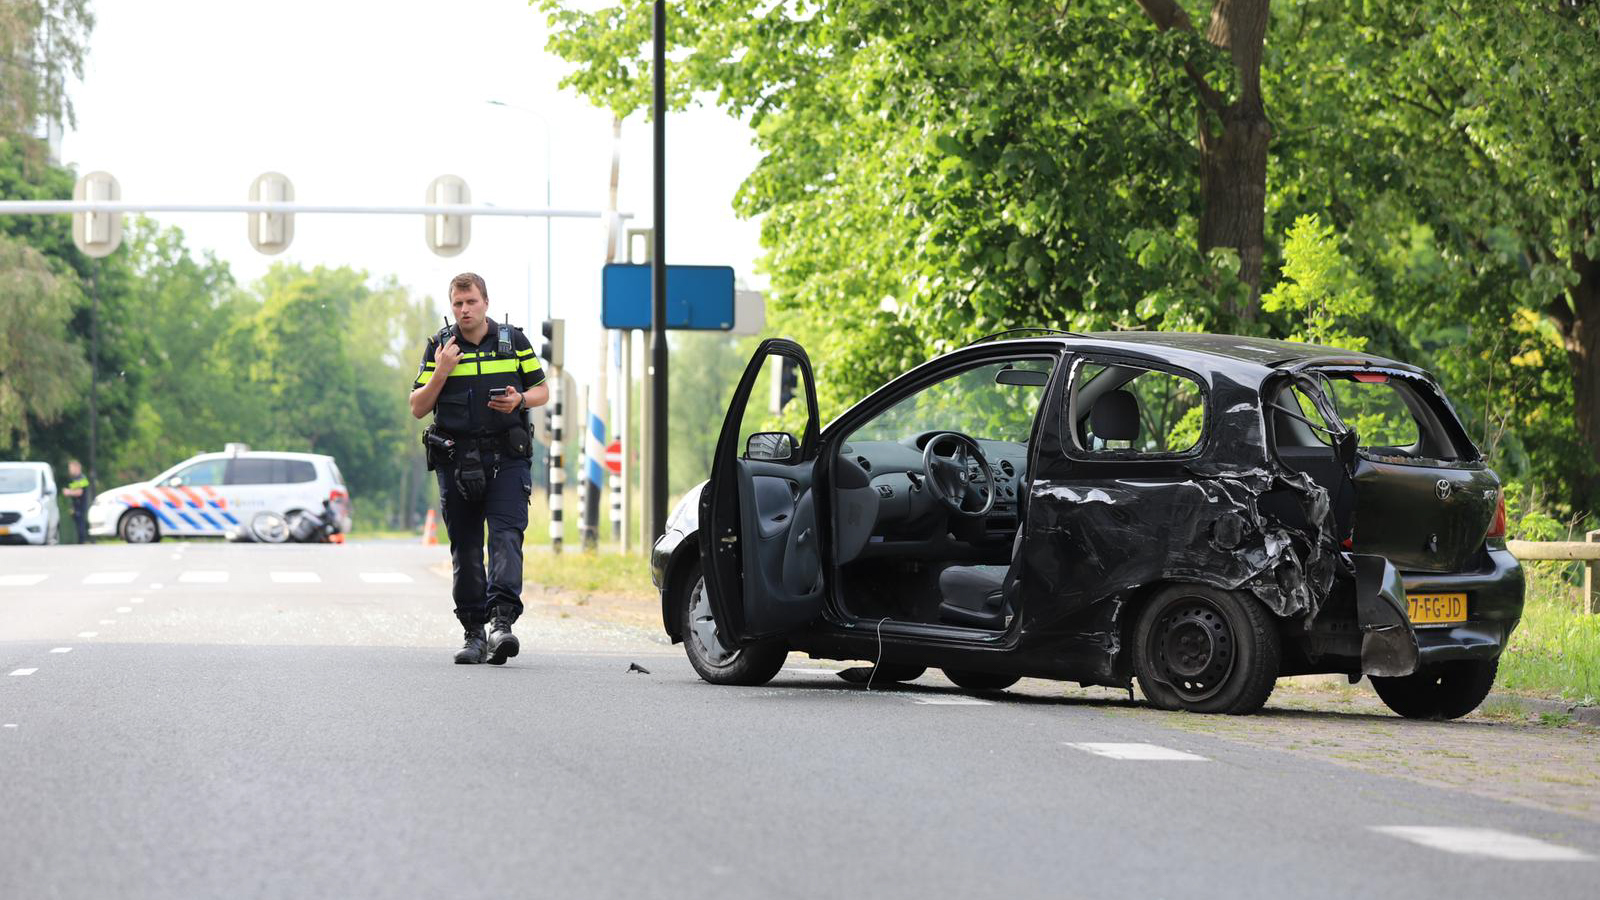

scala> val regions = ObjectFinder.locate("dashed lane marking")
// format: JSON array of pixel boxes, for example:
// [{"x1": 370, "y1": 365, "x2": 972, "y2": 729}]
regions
[
  {"x1": 9, "y1": 668, "x2": 38, "y2": 677},
  {"x1": 1066, "y1": 742, "x2": 1210, "y2": 761},
  {"x1": 178, "y1": 571, "x2": 229, "y2": 584},
  {"x1": 49, "y1": 648, "x2": 72, "y2": 654},
  {"x1": 0, "y1": 574, "x2": 48, "y2": 587},
  {"x1": 98, "y1": 619, "x2": 115, "y2": 625},
  {"x1": 130, "y1": 598, "x2": 144, "y2": 604},
  {"x1": 1372, "y1": 827, "x2": 1595, "y2": 862},
  {"x1": 911, "y1": 696, "x2": 994, "y2": 705},
  {"x1": 270, "y1": 571, "x2": 322, "y2": 584},
  {"x1": 359, "y1": 572, "x2": 413, "y2": 584},
  {"x1": 115, "y1": 607, "x2": 133, "y2": 613},
  {"x1": 3, "y1": 723, "x2": 16, "y2": 728},
  {"x1": 148, "y1": 583, "x2": 162, "y2": 590},
  {"x1": 82, "y1": 571, "x2": 138, "y2": 585},
  {"x1": 77, "y1": 632, "x2": 97, "y2": 638}
]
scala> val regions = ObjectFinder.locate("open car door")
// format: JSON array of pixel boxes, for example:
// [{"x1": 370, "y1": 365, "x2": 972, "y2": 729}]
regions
[{"x1": 699, "y1": 338, "x2": 825, "y2": 646}]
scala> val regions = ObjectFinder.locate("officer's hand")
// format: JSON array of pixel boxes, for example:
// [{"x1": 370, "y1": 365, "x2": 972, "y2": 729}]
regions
[
  {"x1": 435, "y1": 336, "x2": 462, "y2": 375},
  {"x1": 488, "y1": 389, "x2": 523, "y2": 413}
]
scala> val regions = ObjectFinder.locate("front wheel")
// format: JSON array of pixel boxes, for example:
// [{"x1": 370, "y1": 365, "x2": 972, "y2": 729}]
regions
[
  {"x1": 679, "y1": 563, "x2": 787, "y2": 686},
  {"x1": 1371, "y1": 659, "x2": 1499, "y2": 720},
  {"x1": 1133, "y1": 584, "x2": 1280, "y2": 715},
  {"x1": 119, "y1": 509, "x2": 160, "y2": 544}
]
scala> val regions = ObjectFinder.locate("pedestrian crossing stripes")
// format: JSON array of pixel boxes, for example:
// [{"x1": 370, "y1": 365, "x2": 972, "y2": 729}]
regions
[
  {"x1": 1065, "y1": 742, "x2": 1209, "y2": 761},
  {"x1": 1371, "y1": 826, "x2": 1594, "y2": 861}
]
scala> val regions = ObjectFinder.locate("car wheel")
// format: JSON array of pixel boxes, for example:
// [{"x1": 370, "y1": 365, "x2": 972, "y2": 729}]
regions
[
  {"x1": 1371, "y1": 659, "x2": 1499, "y2": 720},
  {"x1": 1133, "y1": 584, "x2": 1280, "y2": 715},
  {"x1": 941, "y1": 669, "x2": 1020, "y2": 692},
  {"x1": 119, "y1": 510, "x2": 160, "y2": 544},
  {"x1": 250, "y1": 511, "x2": 291, "y2": 544},
  {"x1": 679, "y1": 563, "x2": 787, "y2": 686}
]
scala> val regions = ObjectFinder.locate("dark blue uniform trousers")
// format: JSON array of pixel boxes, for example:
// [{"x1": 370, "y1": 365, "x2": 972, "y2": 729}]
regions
[{"x1": 437, "y1": 457, "x2": 531, "y2": 627}]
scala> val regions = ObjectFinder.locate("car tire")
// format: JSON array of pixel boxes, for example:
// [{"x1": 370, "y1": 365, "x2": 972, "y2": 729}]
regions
[
  {"x1": 119, "y1": 509, "x2": 160, "y2": 544},
  {"x1": 679, "y1": 561, "x2": 787, "y2": 687},
  {"x1": 1371, "y1": 659, "x2": 1499, "y2": 720},
  {"x1": 1133, "y1": 584, "x2": 1280, "y2": 715},
  {"x1": 941, "y1": 669, "x2": 1020, "y2": 692}
]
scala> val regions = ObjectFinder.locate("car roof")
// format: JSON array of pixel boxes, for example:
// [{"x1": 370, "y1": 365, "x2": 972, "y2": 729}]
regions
[
  {"x1": 0, "y1": 461, "x2": 51, "y2": 472},
  {"x1": 183, "y1": 451, "x2": 334, "y2": 464},
  {"x1": 979, "y1": 332, "x2": 1429, "y2": 378}
]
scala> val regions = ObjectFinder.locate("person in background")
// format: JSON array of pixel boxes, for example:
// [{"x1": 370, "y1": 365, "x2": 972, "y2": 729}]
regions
[{"x1": 63, "y1": 459, "x2": 91, "y2": 544}]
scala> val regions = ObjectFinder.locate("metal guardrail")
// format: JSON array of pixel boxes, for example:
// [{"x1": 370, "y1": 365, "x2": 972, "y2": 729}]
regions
[{"x1": 1507, "y1": 530, "x2": 1600, "y2": 614}]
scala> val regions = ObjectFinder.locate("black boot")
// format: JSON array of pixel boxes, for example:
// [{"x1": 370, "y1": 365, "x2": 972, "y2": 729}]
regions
[
  {"x1": 487, "y1": 611, "x2": 520, "y2": 666},
  {"x1": 454, "y1": 626, "x2": 488, "y2": 665}
]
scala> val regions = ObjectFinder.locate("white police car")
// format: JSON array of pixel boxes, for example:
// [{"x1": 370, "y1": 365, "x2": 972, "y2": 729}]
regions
[
  {"x1": 0, "y1": 462, "x2": 61, "y2": 546},
  {"x1": 88, "y1": 445, "x2": 351, "y2": 543}
]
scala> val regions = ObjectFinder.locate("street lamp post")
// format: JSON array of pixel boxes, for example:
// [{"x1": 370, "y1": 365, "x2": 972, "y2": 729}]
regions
[{"x1": 486, "y1": 100, "x2": 553, "y2": 323}]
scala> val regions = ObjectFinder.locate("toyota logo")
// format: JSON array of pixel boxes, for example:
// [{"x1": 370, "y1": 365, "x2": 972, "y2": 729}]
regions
[{"x1": 1436, "y1": 479, "x2": 1453, "y2": 500}]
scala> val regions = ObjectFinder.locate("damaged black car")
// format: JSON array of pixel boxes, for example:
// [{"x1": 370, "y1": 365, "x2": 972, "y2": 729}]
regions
[{"x1": 650, "y1": 332, "x2": 1523, "y2": 717}]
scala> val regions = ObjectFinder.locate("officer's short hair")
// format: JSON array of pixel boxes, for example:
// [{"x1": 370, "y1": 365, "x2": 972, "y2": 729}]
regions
[{"x1": 449, "y1": 272, "x2": 488, "y2": 300}]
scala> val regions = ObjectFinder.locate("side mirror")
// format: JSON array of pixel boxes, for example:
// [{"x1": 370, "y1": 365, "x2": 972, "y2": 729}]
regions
[
  {"x1": 745, "y1": 432, "x2": 796, "y2": 462},
  {"x1": 168, "y1": 476, "x2": 185, "y2": 488}
]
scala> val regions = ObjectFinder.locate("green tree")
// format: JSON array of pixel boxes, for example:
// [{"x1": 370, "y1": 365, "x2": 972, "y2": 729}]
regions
[
  {"x1": 0, "y1": 0, "x2": 94, "y2": 138},
  {"x1": 0, "y1": 232, "x2": 87, "y2": 450},
  {"x1": 1261, "y1": 213, "x2": 1373, "y2": 350}
]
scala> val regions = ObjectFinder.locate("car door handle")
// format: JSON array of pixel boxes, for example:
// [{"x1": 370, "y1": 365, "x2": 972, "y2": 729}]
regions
[{"x1": 796, "y1": 528, "x2": 812, "y2": 545}]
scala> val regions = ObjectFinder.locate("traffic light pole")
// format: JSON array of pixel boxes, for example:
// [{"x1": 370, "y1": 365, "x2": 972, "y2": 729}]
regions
[{"x1": 649, "y1": 0, "x2": 669, "y2": 545}]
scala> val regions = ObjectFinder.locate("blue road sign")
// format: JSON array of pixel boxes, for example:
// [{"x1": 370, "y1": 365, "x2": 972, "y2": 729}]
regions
[{"x1": 601, "y1": 264, "x2": 735, "y2": 330}]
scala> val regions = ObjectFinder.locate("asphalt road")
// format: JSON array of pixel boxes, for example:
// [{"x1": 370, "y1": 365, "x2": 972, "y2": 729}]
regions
[{"x1": 2, "y1": 541, "x2": 1597, "y2": 899}]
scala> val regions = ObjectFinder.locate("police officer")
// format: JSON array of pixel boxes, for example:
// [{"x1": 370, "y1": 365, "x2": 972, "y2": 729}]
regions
[
  {"x1": 409, "y1": 273, "x2": 549, "y2": 665},
  {"x1": 63, "y1": 459, "x2": 91, "y2": 544}
]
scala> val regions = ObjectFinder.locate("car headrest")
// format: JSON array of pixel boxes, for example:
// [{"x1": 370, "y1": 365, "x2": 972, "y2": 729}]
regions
[{"x1": 1091, "y1": 390, "x2": 1140, "y2": 443}]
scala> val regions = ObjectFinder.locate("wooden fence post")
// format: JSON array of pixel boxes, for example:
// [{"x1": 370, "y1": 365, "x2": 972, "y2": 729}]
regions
[{"x1": 1588, "y1": 530, "x2": 1599, "y2": 615}]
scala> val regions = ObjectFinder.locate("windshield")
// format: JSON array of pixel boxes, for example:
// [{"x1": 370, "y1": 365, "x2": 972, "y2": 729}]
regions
[
  {"x1": 848, "y1": 359, "x2": 1053, "y2": 444},
  {"x1": 0, "y1": 468, "x2": 41, "y2": 494}
]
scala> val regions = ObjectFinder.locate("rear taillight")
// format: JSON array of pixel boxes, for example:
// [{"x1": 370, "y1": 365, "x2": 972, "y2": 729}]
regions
[{"x1": 1486, "y1": 491, "x2": 1507, "y2": 540}]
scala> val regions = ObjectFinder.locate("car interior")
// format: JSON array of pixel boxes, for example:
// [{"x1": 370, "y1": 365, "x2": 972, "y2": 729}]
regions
[{"x1": 826, "y1": 354, "x2": 1205, "y2": 634}]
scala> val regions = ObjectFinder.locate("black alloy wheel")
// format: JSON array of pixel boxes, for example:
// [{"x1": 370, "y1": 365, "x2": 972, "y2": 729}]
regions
[
  {"x1": 1370, "y1": 658, "x2": 1499, "y2": 720},
  {"x1": 678, "y1": 560, "x2": 788, "y2": 687},
  {"x1": 1133, "y1": 584, "x2": 1280, "y2": 715},
  {"x1": 941, "y1": 669, "x2": 1020, "y2": 692}
]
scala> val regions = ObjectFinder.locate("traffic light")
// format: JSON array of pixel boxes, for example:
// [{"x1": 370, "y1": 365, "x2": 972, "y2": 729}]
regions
[
  {"x1": 540, "y1": 318, "x2": 565, "y2": 369},
  {"x1": 72, "y1": 171, "x2": 122, "y2": 258},
  {"x1": 769, "y1": 355, "x2": 798, "y2": 414},
  {"x1": 248, "y1": 172, "x2": 295, "y2": 255},
  {"x1": 425, "y1": 174, "x2": 471, "y2": 257}
]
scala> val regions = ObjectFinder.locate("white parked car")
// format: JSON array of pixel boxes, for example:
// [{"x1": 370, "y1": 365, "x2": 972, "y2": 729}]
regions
[
  {"x1": 0, "y1": 462, "x2": 61, "y2": 546},
  {"x1": 88, "y1": 446, "x2": 351, "y2": 544}
]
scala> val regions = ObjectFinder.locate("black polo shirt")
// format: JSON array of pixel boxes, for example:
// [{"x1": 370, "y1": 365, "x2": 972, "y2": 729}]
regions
[{"x1": 413, "y1": 319, "x2": 546, "y2": 436}]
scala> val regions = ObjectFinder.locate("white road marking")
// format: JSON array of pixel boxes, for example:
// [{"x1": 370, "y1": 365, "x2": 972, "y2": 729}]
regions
[
  {"x1": 911, "y1": 696, "x2": 994, "y2": 705},
  {"x1": 8, "y1": 668, "x2": 38, "y2": 677},
  {"x1": 168, "y1": 553, "x2": 181, "y2": 560},
  {"x1": 1372, "y1": 827, "x2": 1595, "y2": 862},
  {"x1": 1066, "y1": 742, "x2": 1209, "y2": 761},
  {"x1": 98, "y1": 619, "x2": 115, "y2": 625},
  {"x1": 148, "y1": 583, "x2": 162, "y2": 589},
  {"x1": 49, "y1": 648, "x2": 72, "y2": 654},
  {"x1": 77, "y1": 632, "x2": 98, "y2": 638},
  {"x1": 3, "y1": 723, "x2": 15, "y2": 728},
  {"x1": 82, "y1": 571, "x2": 138, "y2": 585},
  {"x1": 115, "y1": 606, "x2": 133, "y2": 613},
  {"x1": 0, "y1": 574, "x2": 48, "y2": 587},
  {"x1": 270, "y1": 571, "x2": 321, "y2": 584},
  {"x1": 359, "y1": 572, "x2": 413, "y2": 584},
  {"x1": 130, "y1": 598, "x2": 144, "y2": 604},
  {"x1": 178, "y1": 571, "x2": 229, "y2": 584}
]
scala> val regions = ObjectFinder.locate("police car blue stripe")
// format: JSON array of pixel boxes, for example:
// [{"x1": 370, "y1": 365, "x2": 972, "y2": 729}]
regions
[
  {"x1": 150, "y1": 506, "x2": 178, "y2": 530},
  {"x1": 197, "y1": 511, "x2": 222, "y2": 530},
  {"x1": 176, "y1": 511, "x2": 201, "y2": 530}
]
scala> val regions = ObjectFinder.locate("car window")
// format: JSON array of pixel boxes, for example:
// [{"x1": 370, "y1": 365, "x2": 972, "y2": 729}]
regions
[
  {"x1": 325, "y1": 460, "x2": 345, "y2": 486},
  {"x1": 848, "y1": 359, "x2": 1054, "y2": 445},
  {"x1": 1323, "y1": 376, "x2": 1421, "y2": 450},
  {"x1": 227, "y1": 458, "x2": 279, "y2": 485},
  {"x1": 0, "y1": 468, "x2": 39, "y2": 494},
  {"x1": 1071, "y1": 361, "x2": 1206, "y2": 455},
  {"x1": 735, "y1": 353, "x2": 813, "y2": 460},
  {"x1": 164, "y1": 459, "x2": 226, "y2": 487},
  {"x1": 283, "y1": 460, "x2": 317, "y2": 484}
]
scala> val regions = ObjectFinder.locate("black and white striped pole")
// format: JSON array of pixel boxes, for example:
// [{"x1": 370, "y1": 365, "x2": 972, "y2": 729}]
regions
[{"x1": 548, "y1": 369, "x2": 564, "y2": 555}]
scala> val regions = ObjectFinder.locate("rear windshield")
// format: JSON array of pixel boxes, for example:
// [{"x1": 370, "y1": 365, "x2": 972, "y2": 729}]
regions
[{"x1": 1276, "y1": 371, "x2": 1477, "y2": 463}]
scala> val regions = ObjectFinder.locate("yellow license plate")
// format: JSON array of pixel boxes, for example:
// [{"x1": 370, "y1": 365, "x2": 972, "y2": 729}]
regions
[{"x1": 1407, "y1": 592, "x2": 1468, "y2": 624}]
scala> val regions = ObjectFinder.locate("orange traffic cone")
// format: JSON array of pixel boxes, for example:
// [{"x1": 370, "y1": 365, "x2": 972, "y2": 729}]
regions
[{"x1": 422, "y1": 508, "x2": 439, "y2": 546}]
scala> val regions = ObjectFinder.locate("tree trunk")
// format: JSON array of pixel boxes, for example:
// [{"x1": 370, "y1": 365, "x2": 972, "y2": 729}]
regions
[
  {"x1": 1557, "y1": 251, "x2": 1600, "y2": 505},
  {"x1": 1135, "y1": 0, "x2": 1273, "y2": 319}
]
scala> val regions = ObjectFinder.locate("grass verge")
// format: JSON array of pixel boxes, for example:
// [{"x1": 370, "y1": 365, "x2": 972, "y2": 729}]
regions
[{"x1": 1496, "y1": 561, "x2": 1600, "y2": 705}]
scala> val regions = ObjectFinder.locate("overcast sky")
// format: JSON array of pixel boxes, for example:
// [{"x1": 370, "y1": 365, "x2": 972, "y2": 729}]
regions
[{"x1": 59, "y1": 0, "x2": 767, "y2": 379}]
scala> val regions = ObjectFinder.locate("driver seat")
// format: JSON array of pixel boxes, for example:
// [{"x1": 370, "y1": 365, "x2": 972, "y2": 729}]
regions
[{"x1": 936, "y1": 530, "x2": 1023, "y2": 630}]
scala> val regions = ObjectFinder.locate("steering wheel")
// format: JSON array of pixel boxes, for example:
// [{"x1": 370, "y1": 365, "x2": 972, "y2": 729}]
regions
[{"x1": 921, "y1": 432, "x2": 996, "y2": 517}]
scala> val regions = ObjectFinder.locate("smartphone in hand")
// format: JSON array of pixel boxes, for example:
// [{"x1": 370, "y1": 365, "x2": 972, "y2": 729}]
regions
[{"x1": 489, "y1": 387, "x2": 511, "y2": 399}]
